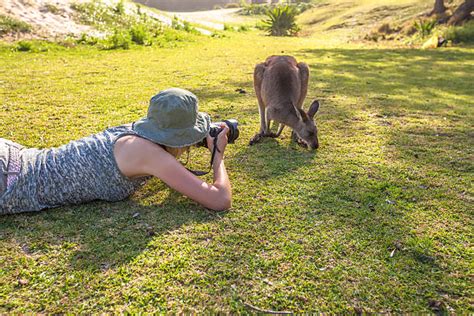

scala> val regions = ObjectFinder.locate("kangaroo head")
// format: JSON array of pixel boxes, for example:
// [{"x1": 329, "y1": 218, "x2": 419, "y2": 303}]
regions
[{"x1": 294, "y1": 100, "x2": 320, "y2": 149}]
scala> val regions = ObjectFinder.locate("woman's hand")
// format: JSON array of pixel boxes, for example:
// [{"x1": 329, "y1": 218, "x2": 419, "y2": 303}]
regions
[
  {"x1": 117, "y1": 135, "x2": 232, "y2": 211},
  {"x1": 206, "y1": 124, "x2": 229, "y2": 157}
]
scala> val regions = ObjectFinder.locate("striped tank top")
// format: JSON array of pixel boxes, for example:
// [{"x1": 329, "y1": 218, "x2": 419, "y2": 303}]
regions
[{"x1": 0, "y1": 124, "x2": 148, "y2": 215}]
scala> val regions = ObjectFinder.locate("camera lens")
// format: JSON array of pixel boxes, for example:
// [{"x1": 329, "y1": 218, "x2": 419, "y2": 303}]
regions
[
  {"x1": 195, "y1": 119, "x2": 239, "y2": 147},
  {"x1": 222, "y1": 119, "x2": 239, "y2": 143}
]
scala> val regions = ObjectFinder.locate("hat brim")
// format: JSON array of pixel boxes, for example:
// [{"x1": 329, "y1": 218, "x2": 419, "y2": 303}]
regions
[{"x1": 133, "y1": 112, "x2": 211, "y2": 147}]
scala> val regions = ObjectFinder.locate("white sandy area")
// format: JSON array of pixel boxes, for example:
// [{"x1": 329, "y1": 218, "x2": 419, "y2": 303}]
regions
[
  {"x1": 0, "y1": 0, "x2": 244, "y2": 40},
  {"x1": 0, "y1": 0, "x2": 101, "y2": 39}
]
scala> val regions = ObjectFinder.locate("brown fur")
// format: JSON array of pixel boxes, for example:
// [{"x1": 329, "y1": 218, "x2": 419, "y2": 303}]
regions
[{"x1": 249, "y1": 55, "x2": 320, "y2": 149}]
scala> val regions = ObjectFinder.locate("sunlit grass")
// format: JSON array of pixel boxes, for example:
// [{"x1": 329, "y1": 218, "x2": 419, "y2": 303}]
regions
[{"x1": 0, "y1": 29, "x2": 473, "y2": 313}]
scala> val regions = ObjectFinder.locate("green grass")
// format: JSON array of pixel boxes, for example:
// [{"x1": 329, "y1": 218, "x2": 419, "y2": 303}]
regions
[
  {"x1": 0, "y1": 14, "x2": 32, "y2": 35},
  {"x1": 0, "y1": 29, "x2": 473, "y2": 313}
]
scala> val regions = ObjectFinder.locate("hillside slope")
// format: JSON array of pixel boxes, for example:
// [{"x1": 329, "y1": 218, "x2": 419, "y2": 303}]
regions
[
  {"x1": 0, "y1": 0, "x2": 95, "y2": 40},
  {"x1": 298, "y1": 0, "x2": 433, "y2": 41}
]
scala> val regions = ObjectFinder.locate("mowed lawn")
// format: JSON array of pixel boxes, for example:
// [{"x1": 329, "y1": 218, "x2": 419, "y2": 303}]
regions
[{"x1": 0, "y1": 32, "x2": 473, "y2": 313}]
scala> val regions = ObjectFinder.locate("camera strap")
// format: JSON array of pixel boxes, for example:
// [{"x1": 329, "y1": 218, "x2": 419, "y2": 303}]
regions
[{"x1": 187, "y1": 136, "x2": 220, "y2": 176}]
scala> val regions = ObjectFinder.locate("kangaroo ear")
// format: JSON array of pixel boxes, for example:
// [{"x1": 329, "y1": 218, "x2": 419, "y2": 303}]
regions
[
  {"x1": 307, "y1": 100, "x2": 320, "y2": 119},
  {"x1": 297, "y1": 107, "x2": 310, "y2": 122}
]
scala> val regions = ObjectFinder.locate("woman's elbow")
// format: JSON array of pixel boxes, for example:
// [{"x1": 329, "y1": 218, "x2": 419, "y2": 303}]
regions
[{"x1": 209, "y1": 195, "x2": 232, "y2": 211}]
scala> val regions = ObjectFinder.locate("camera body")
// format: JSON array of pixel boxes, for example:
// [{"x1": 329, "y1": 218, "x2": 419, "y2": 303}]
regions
[{"x1": 196, "y1": 119, "x2": 239, "y2": 148}]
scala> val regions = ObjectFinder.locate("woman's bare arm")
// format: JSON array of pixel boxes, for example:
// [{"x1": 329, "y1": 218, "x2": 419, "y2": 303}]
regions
[{"x1": 114, "y1": 131, "x2": 232, "y2": 211}]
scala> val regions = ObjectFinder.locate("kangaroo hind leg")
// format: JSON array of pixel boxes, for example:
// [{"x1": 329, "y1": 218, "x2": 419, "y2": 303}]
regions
[{"x1": 250, "y1": 63, "x2": 267, "y2": 145}]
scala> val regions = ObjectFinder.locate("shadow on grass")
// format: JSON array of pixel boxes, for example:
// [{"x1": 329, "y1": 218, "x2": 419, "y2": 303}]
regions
[
  {"x1": 0, "y1": 47, "x2": 471, "y2": 311},
  {"x1": 231, "y1": 136, "x2": 317, "y2": 179},
  {"x1": 0, "y1": 187, "x2": 222, "y2": 271},
  {"x1": 297, "y1": 47, "x2": 473, "y2": 172}
]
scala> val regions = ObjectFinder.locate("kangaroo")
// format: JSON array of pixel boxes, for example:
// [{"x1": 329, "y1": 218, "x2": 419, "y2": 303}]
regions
[{"x1": 249, "y1": 55, "x2": 320, "y2": 149}]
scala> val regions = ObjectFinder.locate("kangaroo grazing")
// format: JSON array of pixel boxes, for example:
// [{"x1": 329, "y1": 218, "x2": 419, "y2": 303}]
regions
[{"x1": 249, "y1": 55, "x2": 320, "y2": 149}]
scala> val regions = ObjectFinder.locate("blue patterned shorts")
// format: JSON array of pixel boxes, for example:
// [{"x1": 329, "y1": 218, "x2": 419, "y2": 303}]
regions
[{"x1": 0, "y1": 139, "x2": 23, "y2": 197}]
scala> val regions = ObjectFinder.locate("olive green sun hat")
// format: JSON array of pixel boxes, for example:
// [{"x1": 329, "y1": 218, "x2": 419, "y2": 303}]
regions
[{"x1": 133, "y1": 88, "x2": 211, "y2": 147}]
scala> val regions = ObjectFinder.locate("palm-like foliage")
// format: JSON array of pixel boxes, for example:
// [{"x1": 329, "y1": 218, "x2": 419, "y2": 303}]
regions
[
  {"x1": 262, "y1": 5, "x2": 300, "y2": 36},
  {"x1": 414, "y1": 19, "x2": 437, "y2": 37}
]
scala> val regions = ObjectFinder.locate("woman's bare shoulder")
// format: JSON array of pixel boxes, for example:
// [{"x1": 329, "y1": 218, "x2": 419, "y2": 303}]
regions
[{"x1": 114, "y1": 135, "x2": 168, "y2": 177}]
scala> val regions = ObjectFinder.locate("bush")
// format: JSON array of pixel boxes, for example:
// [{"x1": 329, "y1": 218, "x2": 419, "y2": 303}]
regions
[
  {"x1": 0, "y1": 14, "x2": 32, "y2": 35},
  {"x1": 223, "y1": 23, "x2": 235, "y2": 31},
  {"x1": 262, "y1": 5, "x2": 300, "y2": 36},
  {"x1": 72, "y1": 0, "x2": 165, "y2": 47},
  {"x1": 240, "y1": 4, "x2": 269, "y2": 16},
  {"x1": 71, "y1": 0, "x2": 148, "y2": 30},
  {"x1": 182, "y1": 20, "x2": 198, "y2": 34},
  {"x1": 114, "y1": 0, "x2": 125, "y2": 15},
  {"x1": 16, "y1": 40, "x2": 34, "y2": 52},
  {"x1": 238, "y1": 25, "x2": 249, "y2": 32},
  {"x1": 153, "y1": 28, "x2": 194, "y2": 47},
  {"x1": 414, "y1": 19, "x2": 437, "y2": 38},
  {"x1": 171, "y1": 16, "x2": 198, "y2": 34},
  {"x1": 130, "y1": 23, "x2": 151, "y2": 45},
  {"x1": 104, "y1": 29, "x2": 131, "y2": 49},
  {"x1": 76, "y1": 33, "x2": 99, "y2": 45},
  {"x1": 444, "y1": 20, "x2": 474, "y2": 44},
  {"x1": 15, "y1": 40, "x2": 52, "y2": 52}
]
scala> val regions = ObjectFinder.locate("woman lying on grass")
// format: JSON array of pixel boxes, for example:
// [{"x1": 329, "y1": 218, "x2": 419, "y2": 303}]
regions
[{"x1": 0, "y1": 88, "x2": 232, "y2": 215}]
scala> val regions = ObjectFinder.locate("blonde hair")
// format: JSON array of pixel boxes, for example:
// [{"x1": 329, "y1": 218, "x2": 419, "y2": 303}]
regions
[{"x1": 164, "y1": 146, "x2": 191, "y2": 159}]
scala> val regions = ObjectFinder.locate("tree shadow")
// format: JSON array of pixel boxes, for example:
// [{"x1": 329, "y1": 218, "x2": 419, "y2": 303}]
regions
[
  {"x1": 230, "y1": 136, "x2": 317, "y2": 180},
  {"x1": 295, "y1": 47, "x2": 473, "y2": 174},
  {"x1": 0, "y1": 182, "x2": 224, "y2": 272},
  {"x1": 296, "y1": 48, "x2": 473, "y2": 110}
]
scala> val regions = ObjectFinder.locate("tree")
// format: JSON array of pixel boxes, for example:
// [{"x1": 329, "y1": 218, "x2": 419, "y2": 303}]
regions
[
  {"x1": 448, "y1": 0, "x2": 474, "y2": 25},
  {"x1": 431, "y1": 0, "x2": 446, "y2": 15}
]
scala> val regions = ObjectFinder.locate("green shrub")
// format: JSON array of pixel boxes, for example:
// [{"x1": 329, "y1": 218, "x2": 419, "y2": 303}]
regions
[
  {"x1": 72, "y1": 0, "x2": 164, "y2": 47},
  {"x1": 135, "y1": 4, "x2": 143, "y2": 17},
  {"x1": 15, "y1": 40, "x2": 52, "y2": 52},
  {"x1": 71, "y1": 0, "x2": 139, "y2": 30},
  {"x1": 114, "y1": 0, "x2": 125, "y2": 15},
  {"x1": 104, "y1": 29, "x2": 131, "y2": 49},
  {"x1": 211, "y1": 31, "x2": 226, "y2": 38},
  {"x1": 130, "y1": 23, "x2": 151, "y2": 45},
  {"x1": 238, "y1": 25, "x2": 249, "y2": 32},
  {"x1": 76, "y1": 33, "x2": 99, "y2": 45},
  {"x1": 414, "y1": 19, "x2": 437, "y2": 38},
  {"x1": 240, "y1": 4, "x2": 269, "y2": 16},
  {"x1": 262, "y1": 5, "x2": 300, "y2": 36},
  {"x1": 444, "y1": 21, "x2": 474, "y2": 44},
  {"x1": 16, "y1": 40, "x2": 34, "y2": 52},
  {"x1": 223, "y1": 23, "x2": 235, "y2": 31},
  {"x1": 255, "y1": 20, "x2": 266, "y2": 30},
  {"x1": 182, "y1": 20, "x2": 198, "y2": 34},
  {"x1": 0, "y1": 14, "x2": 32, "y2": 35},
  {"x1": 153, "y1": 28, "x2": 195, "y2": 47},
  {"x1": 171, "y1": 16, "x2": 181, "y2": 30},
  {"x1": 171, "y1": 16, "x2": 198, "y2": 34}
]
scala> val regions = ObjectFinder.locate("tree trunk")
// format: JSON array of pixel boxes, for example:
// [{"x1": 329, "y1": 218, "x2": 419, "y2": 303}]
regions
[
  {"x1": 431, "y1": 0, "x2": 446, "y2": 15},
  {"x1": 448, "y1": 0, "x2": 474, "y2": 25}
]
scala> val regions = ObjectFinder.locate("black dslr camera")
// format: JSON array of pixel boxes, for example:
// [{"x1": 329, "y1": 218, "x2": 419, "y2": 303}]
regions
[{"x1": 196, "y1": 119, "x2": 239, "y2": 147}]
